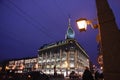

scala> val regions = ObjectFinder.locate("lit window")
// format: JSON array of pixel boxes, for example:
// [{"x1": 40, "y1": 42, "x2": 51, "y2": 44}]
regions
[{"x1": 70, "y1": 63, "x2": 74, "y2": 67}]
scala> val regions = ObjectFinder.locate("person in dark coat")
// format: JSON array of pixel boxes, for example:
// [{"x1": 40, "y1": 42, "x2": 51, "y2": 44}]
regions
[
  {"x1": 82, "y1": 67, "x2": 94, "y2": 80},
  {"x1": 95, "y1": 70, "x2": 100, "y2": 80},
  {"x1": 95, "y1": 69, "x2": 104, "y2": 80},
  {"x1": 69, "y1": 71, "x2": 75, "y2": 79},
  {"x1": 54, "y1": 65, "x2": 57, "y2": 76}
]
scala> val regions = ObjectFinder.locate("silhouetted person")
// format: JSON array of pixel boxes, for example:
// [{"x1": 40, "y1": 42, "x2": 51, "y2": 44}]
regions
[
  {"x1": 95, "y1": 69, "x2": 104, "y2": 80},
  {"x1": 95, "y1": 70, "x2": 100, "y2": 80},
  {"x1": 99, "y1": 73, "x2": 104, "y2": 80},
  {"x1": 54, "y1": 65, "x2": 57, "y2": 76},
  {"x1": 69, "y1": 71, "x2": 75, "y2": 79},
  {"x1": 82, "y1": 67, "x2": 94, "y2": 80}
]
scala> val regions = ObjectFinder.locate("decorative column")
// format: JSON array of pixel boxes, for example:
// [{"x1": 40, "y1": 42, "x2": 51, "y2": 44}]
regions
[
  {"x1": 66, "y1": 50, "x2": 70, "y2": 76},
  {"x1": 96, "y1": 0, "x2": 120, "y2": 80},
  {"x1": 42, "y1": 53, "x2": 43, "y2": 70},
  {"x1": 60, "y1": 49, "x2": 62, "y2": 74},
  {"x1": 45, "y1": 52, "x2": 47, "y2": 70},
  {"x1": 50, "y1": 51, "x2": 52, "y2": 74},
  {"x1": 75, "y1": 50, "x2": 78, "y2": 71},
  {"x1": 68, "y1": 51, "x2": 70, "y2": 69}
]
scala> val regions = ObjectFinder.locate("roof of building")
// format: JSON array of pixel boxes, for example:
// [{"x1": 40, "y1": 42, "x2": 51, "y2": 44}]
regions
[
  {"x1": 38, "y1": 18, "x2": 89, "y2": 58},
  {"x1": 38, "y1": 39, "x2": 89, "y2": 58}
]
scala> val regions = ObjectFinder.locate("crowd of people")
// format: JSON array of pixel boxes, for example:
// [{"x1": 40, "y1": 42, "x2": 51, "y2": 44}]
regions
[
  {"x1": 69, "y1": 67, "x2": 104, "y2": 80},
  {"x1": 0, "y1": 67, "x2": 104, "y2": 80}
]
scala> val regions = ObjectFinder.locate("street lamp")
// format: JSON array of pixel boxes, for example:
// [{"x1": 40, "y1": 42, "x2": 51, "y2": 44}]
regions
[
  {"x1": 76, "y1": 17, "x2": 102, "y2": 71},
  {"x1": 76, "y1": 0, "x2": 120, "y2": 80},
  {"x1": 76, "y1": 18, "x2": 98, "y2": 32}
]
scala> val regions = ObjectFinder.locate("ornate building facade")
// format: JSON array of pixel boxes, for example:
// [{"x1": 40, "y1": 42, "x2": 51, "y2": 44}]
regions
[{"x1": 38, "y1": 19, "x2": 89, "y2": 76}]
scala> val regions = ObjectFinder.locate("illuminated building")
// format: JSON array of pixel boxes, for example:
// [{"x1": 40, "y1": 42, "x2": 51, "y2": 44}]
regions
[
  {"x1": 7, "y1": 57, "x2": 38, "y2": 73},
  {"x1": 38, "y1": 19, "x2": 89, "y2": 76}
]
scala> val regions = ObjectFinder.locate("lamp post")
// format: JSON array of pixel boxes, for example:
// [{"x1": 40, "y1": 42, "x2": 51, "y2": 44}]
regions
[{"x1": 76, "y1": 0, "x2": 120, "y2": 80}]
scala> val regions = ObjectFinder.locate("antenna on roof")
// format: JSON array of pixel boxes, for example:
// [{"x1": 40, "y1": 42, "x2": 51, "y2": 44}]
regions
[{"x1": 68, "y1": 15, "x2": 71, "y2": 27}]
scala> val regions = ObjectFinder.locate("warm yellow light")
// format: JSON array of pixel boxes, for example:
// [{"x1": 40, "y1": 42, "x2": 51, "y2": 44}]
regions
[
  {"x1": 34, "y1": 63, "x2": 38, "y2": 69},
  {"x1": 5, "y1": 66, "x2": 10, "y2": 70},
  {"x1": 100, "y1": 67, "x2": 103, "y2": 70},
  {"x1": 0, "y1": 67, "x2": 2, "y2": 71},
  {"x1": 87, "y1": 59, "x2": 89, "y2": 62},
  {"x1": 76, "y1": 18, "x2": 87, "y2": 32},
  {"x1": 62, "y1": 61, "x2": 68, "y2": 68},
  {"x1": 64, "y1": 61, "x2": 68, "y2": 68}
]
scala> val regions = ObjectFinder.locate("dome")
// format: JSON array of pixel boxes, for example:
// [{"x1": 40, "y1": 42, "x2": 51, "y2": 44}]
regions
[{"x1": 66, "y1": 27, "x2": 75, "y2": 39}]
